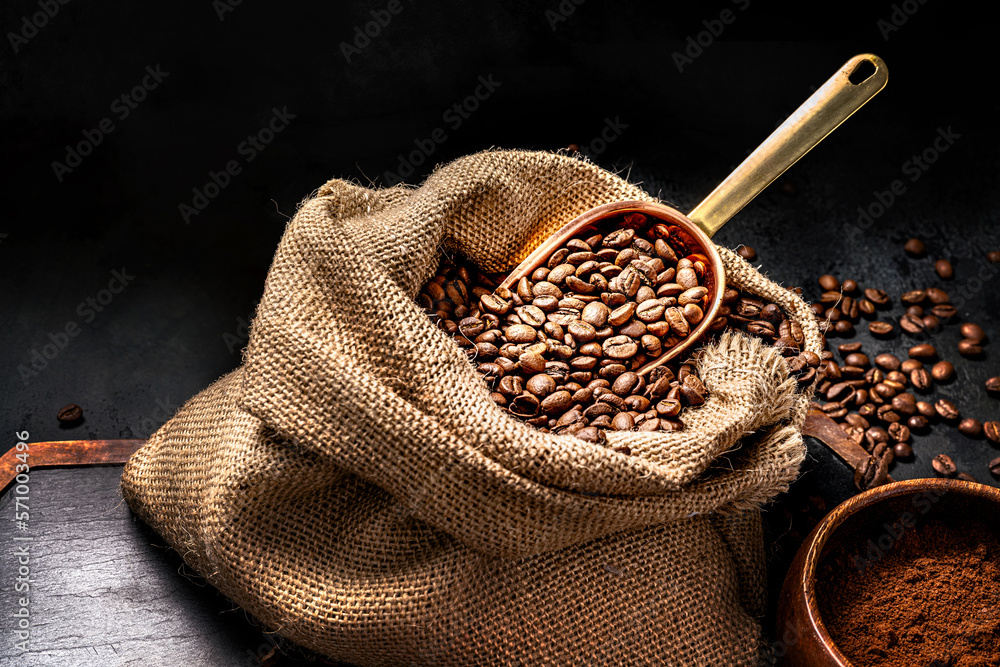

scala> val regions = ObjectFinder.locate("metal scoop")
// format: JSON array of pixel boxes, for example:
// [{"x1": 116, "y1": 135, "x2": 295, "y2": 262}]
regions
[{"x1": 500, "y1": 53, "x2": 888, "y2": 375}]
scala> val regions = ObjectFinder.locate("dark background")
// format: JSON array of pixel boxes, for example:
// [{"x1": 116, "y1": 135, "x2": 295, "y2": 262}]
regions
[{"x1": 2, "y1": 1, "x2": 998, "y2": 664}]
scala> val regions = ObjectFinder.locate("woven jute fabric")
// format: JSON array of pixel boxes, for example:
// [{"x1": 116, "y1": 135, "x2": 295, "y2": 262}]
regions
[{"x1": 121, "y1": 149, "x2": 818, "y2": 665}]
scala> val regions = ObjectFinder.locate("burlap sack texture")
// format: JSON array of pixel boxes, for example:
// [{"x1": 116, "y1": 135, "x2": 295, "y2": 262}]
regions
[{"x1": 121, "y1": 149, "x2": 820, "y2": 666}]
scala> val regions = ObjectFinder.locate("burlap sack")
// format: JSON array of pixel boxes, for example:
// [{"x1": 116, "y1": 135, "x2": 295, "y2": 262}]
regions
[{"x1": 121, "y1": 149, "x2": 818, "y2": 665}]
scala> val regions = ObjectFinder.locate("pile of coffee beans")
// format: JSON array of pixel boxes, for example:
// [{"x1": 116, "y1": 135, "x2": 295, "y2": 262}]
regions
[{"x1": 415, "y1": 214, "x2": 819, "y2": 446}]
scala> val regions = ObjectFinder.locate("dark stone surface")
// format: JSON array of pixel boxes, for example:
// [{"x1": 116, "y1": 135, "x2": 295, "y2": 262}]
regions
[{"x1": 1, "y1": 1, "x2": 997, "y2": 663}]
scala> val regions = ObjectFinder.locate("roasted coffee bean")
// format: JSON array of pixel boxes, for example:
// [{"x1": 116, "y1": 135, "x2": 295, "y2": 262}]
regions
[
  {"x1": 922, "y1": 314, "x2": 940, "y2": 331},
  {"x1": 891, "y1": 393, "x2": 917, "y2": 416},
  {"x1": 876, "y1": 404, "x2": 901, "y2": 424},
  {"x1": 932, "y1": 454, "x2": 957, "y2": 477},
  {"x1": 845, "y1": 413, "x2": 870, "y2": 430},
  {"x1": 934, "y1": 259, "x2": 954, "y2": 279},
  {"x1": 934, "y1": 399, "x2": 959, "y2": 420},
  {"x1": 916, "y1": 401, "x2": 937, "y2": 419},
  {"x1": 959, "y1": 322, "x2": 985, "y2": 342},
  {"x1": 990, "y1": 457, "x2": 1000, "y2": 478},
  {"x1": 958, "y1": 418, "x2": 983, "y2": 437},
  {"x1": 873, "y1": 354, "x2": 900, "y2": 372},
  {"x1": 900, "y1": 359, "x2": 923, "y2": 373},
  {"x1": 905, "y1": 305, "x2": 924, "y2": 317},
  {"x1": 656, "y1": 398, "x2": 682, "y2": 417},
  {"x1": 602, "y1": 335, "x2": 638, "y2": 359},
  {"x1": 888, "y1": 422, "x2": 910, "y2": 443},
  {"x1": 834, "y1": 320, "x2": 855, "y2": 336},
  {"x1": 908, "y1": 344, "x2": 937, "y2": 360},
  {"x1": 901, "y1": 289, "x2": 926, "y2": 305},
  {"x1": 612, "y1": 412, "x2": 636, "y2": 431},
  {"x1": 844, "y1": 352, "x2": 870, "y2": 368},
  {"x1": 509, "y1": 393, "x2": 540, "y2": 417},
  {"x1": 838, "y1": 342, "x2": 862, "y2": 354},
  {"x1": 910, "y1": 368, "x2": 932, "y2": 392},
  {"x1": 989, "y1": 251, "x2": 1000, "y2": 263},
  {"x1": 858, "y1": 298, "x2": 876, "y2": 316},
  {"x1": 927, "y1": 361, "x2": 953, "y2": 383},
  {"x1": 894, "y1": 442, "x2": 914, "y2": 459},
  {"x1": 736, "y1": 245, "x2": 756, "y2": 261},
  {"x1": 818, "y1": 274, "x2": 840, "y2": 291},
  {"x1": 985, "y1": 421, "x2": 1000, "y2": 444},
  {"x1": 930, "y1": 304, "x2": 957, "y2": 319},
  {"x1": 903, "y1": 238, "x2": 927, "y2": 257},
  {"x1": 854, "y1": 454, "x2": 888, "y2": 490},
  {"x1": 612, "y1": 371, "x2": 641, "y2": 397},
  {"x1": 899, "y1": 313, "x2": 925, "y2": 334},
  {"x1": 986, "y1": 377, "x2": 1000, "y2": 393},
  {"x1": 540, "y1": 390, "x2": 574, "y2": 414},
  {"x1": 57, "y1": 403, "x2": 83, "y2": 423},
  {"x1": 864, "y1": 288, "x2": 890, "y2": 306},
  {"x1": 868, "y1": 321, "x2": 893, "y2": 336},
  {"x1": 526, "y1": 373, "x2": 557, "y2": 396},
  {"x1": 908, "y1": 415, "x2": 929, "y2": 431},
  {"x1": 958, "y1": 339, "x2": 984, "y2": 357}
]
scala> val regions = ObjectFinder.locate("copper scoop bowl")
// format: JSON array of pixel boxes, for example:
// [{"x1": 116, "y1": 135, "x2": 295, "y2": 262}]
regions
[{"x1": 501, "y1": 54, "x2": 888, "y2": 376}]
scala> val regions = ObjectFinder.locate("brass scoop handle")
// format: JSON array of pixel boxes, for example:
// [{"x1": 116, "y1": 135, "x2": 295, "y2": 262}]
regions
[{"x1": 688, "y1": 54, "x2": 888, "y2": 237}]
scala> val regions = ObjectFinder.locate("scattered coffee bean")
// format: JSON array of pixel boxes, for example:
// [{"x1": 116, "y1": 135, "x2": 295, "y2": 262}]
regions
[
  {"x1": 899, "y1": 313, "x2": 926, "y2": 334},
  {"x1": 874, "y1": 353, "x2": 901, "y2": 371},
  {"x1": 986, "y1": 377, "x2": 1000, "y2": 393},
  {"x1": 864, "y1": 288, "x2": 890, "y2": 306},
  {"x1": 893, "y1": 441, "x2": 913, "y2": 458},
  {"x1": 907, "y1": 415, "x2": 928, "y2": 431},
  {"x1": 900, "y1": 359, "x2": 924, "y2": 373},
  {"x1": 868, "y1": 321, "x2": 893, "y2": 336},
  {"x1": 984, "y1": 421, "x2": 1000, "y2": 444},
  {"x1": 987, "y1": 250, "x2": 1000, "y2": 263},
  {"x1": 934, "y1": 399, "x2": 959, "y2": 420},
  {"x1": 910, "y1": 368, "x2": 932, "y2": 392},
  {"x1": 916, "y1": 401, "x2": 937, "y2": 419},
  {"x1": 57, "y1": 403, "x2": 83, "y2": 423},
  {"x1": 930, "y1": 361, "x2": 955, "y2": 382},
  {"x1": 737, "y1": 246, "x2": 757, "y2": 261},
  {"x1": 990, "y1": 457, "x2": 1000, "y2": 477},
  {"x1": 934, "y1": 259, "x2": 954, "y2": 279},
  {"x1": 957, "y1": 339, "x2": 983, "y2": 357},
  {"x1": 903, "y1": 238, "x2": 927, "y2": 257},
  {"x1": 854, "y1": 454, "x2": 888, "y2": 490},
  {"x1": 819, "y1": 274, "x2": 840, "y2": 291},
  {"x1": 908, "y1": 344, "x2": 937, "y2": 361},
  {"x1": 958, "y1": 418, "x2": 982, "y2": 438},
  {"x1": 932, "y1": 454, "x2": 958, "y2": 477},
  {"x1": 960, "y1": 322, "x2": 986, "y2": 342}
]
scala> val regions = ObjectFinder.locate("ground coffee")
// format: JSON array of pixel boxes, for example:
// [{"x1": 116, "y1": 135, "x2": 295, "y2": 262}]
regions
[{"x1": 819, "y1": 517, "x2": 1000, "y2": 666}]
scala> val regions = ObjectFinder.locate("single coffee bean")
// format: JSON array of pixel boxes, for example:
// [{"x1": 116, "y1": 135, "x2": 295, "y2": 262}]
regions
[
  {"x1": 959, "y1": 322, "x2": 985, "y2": 342},
  {"x1": 857, "y1": 298, "x2": 876, "y2": 316},
  {"x1": 838, "y1": 342, "x2": 863, "y2": 354},
  {"x1": 602, "y1": 335, "x2": 638, "y2": 360},
  {"x1": 868, "y1": 321, "x2": 893, "y2": 336},
  {"x1": 907, "y1": 415, "x2": 928, "y2": 430},
  {"x1": 958, "y1": 418, "x2": 982, "y2": 437},
  {"x1": 900, "y1": 359, "x2": 923, "y2": 373},
  {"x1": 931, "y1": 454, "x2": 957, "y2": 477},
  {"x1": 891, "y1": 393, "x2": 917, "y2": 416},
  {"x1": 934, "y1": 398, "x2": 959, "y2": 420},
  {"x1": 864, "y1": 288, "x2": 890, "y2": 306},
  {"x1": 611, "y1": 412, "x2": 635, "y2": 431},
  {"x1": 871, "y1": 354, "x2": 899, "y2": 371},
  {"x1": 854, "y1": 454, "x2": 887, "y2": 490},
  {"x1": 899, "y1": 313, "x2": 926, "y2": 334},
  {"x1": 908, "y1": 344, "x2": 937, "y2": 360},
  {"x1": 910, "y1": 368, "x2": 932, "y2": 392},
  {"x1": 57, "y1": 403, "x2": 83, "y2": 423},
  {"x1": 844, "y1": 352, "x2": 870, "y2": 368},
  {"x1": 736, "y1": 245, "x2": 756, "y2": 261},
  {"x1": 888, "y1": 422, "x2": 910, "y2": 443},
  {"x1": 905, "y1": 305, "x2": 924, "y2": 317},
  {"x1": 922, "y1": 315, "x2": 940, "y2": 332},
  {"x1": 988, "y1": 250, "x2": 1000, "y2": 263},
  {"x1": 985, "y1": 421, "x2": 1000, "y2": 443},
  {"x1": 958, "y1": 339, "x2": 984, "y2": 357},
  {"x1": 893, "y1": 442, "x2": 913, "y2": 458},
  {"x1": 509, "y1": 393, "x2": 540, "y2": 417},
  {"x1": 876, "y1": 404, "x2": 901, "y2": 424},
  {"x1": 818, "y1": 274, "x2": 840, "y2": 291},
  {"x1": 903, "y1": 238, "x2": 927, "y2": 257},
  {"x1": 930, "y1": 361, "x2": 954, "y2": 382},
  {"x1": 612, "y1": 371, "x2": 641, "y2": 397},
  {"x1": 930, "y1": 304, "x2": 958, "y2": 320},
  {"x1": 916, "y1": 401, "x2": 936, "y2": 419},
  {"x1": 845, "y1": 413, "x2": 870, "y2": 430},
  {"x1": 934, "y1": 258, "x2": 954, "y2": 279},
  {"x1": 986, "y1": 377, "x2": 1000, "y2": 393},
  {"x1": 990, "y1": 457, "x2": 1000, "y2": 478},
  {"x1": 834, "y1": 320, "x2": 855, "y2": 336},
  {"x1": 901, "y1": 289, "x2": 926, "y2": 305},
  {"x1": 540, "y1": 390, "x2": 574, "y2": 414},
  {"x1": 526, "y1": 373, "x2": 557, "y2": 396}
]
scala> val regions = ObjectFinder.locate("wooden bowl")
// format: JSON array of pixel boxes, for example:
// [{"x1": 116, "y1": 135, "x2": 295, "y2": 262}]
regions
[{"x1": 775, "y1": 478, "x2": 1000, "y2": 665}]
